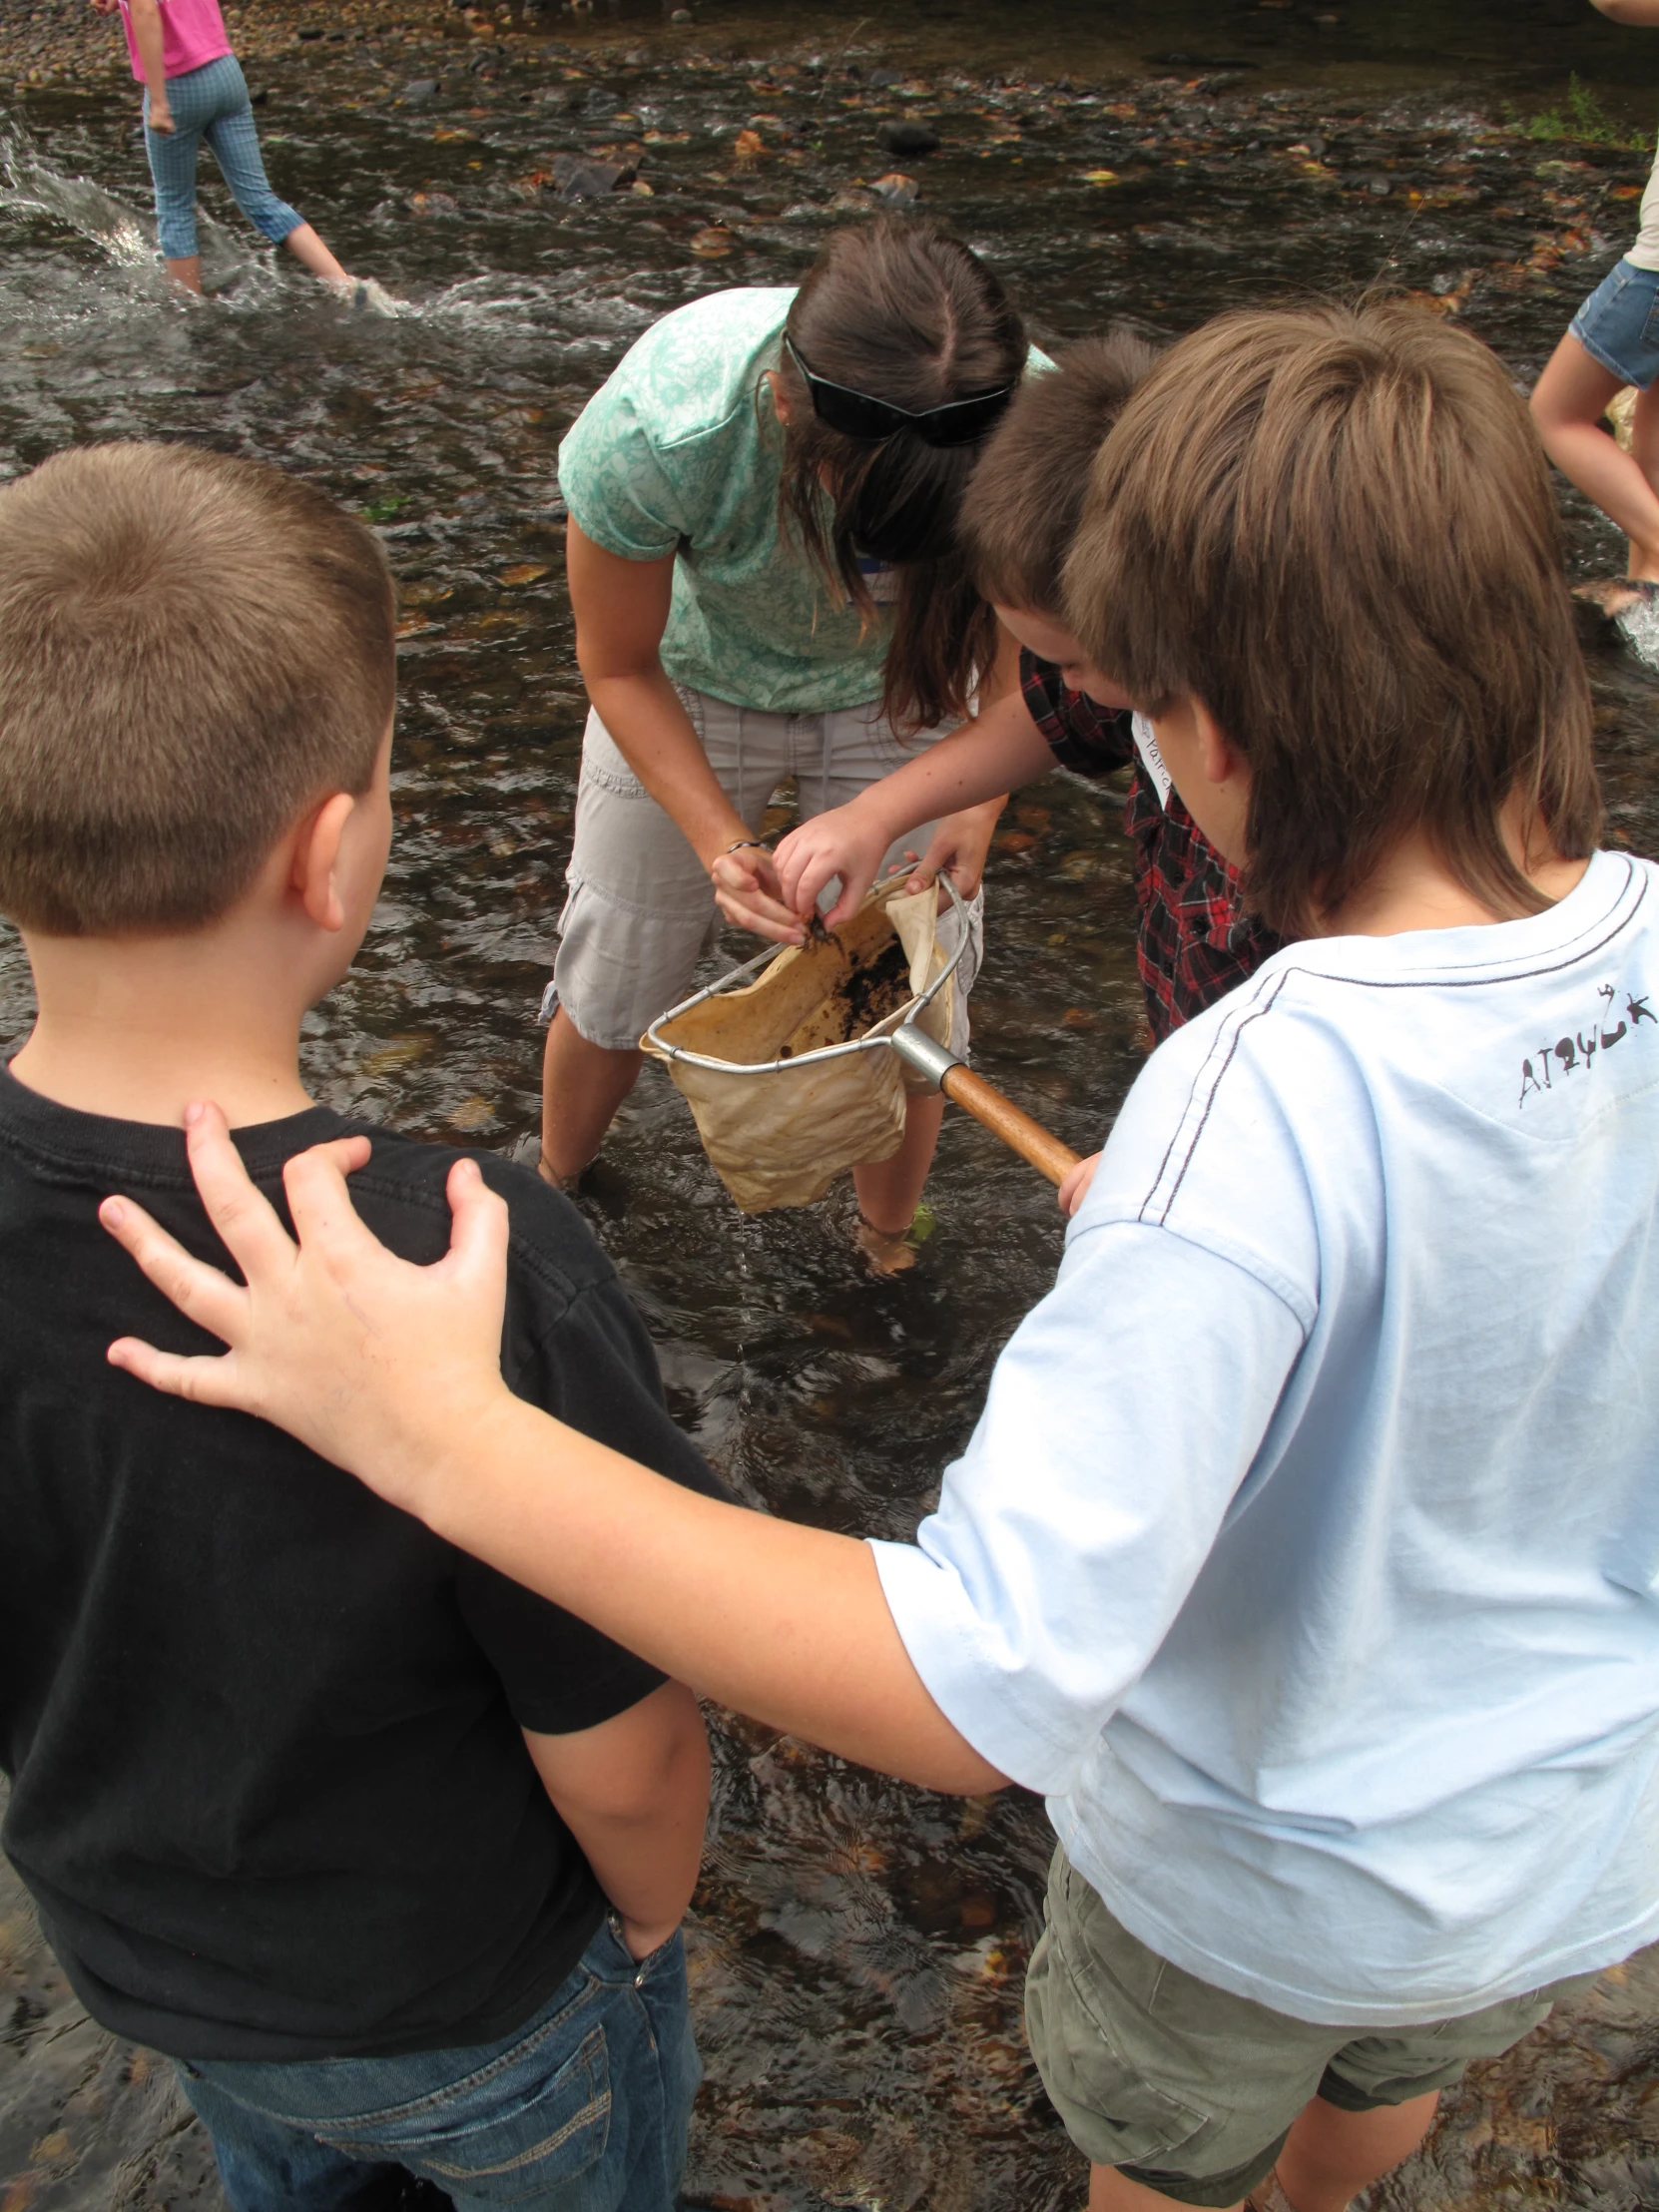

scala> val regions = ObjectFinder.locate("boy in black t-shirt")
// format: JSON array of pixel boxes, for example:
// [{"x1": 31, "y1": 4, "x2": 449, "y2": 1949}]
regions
[{"x1": 0, "y1": 443, "x2": 722, "y2": 2212}]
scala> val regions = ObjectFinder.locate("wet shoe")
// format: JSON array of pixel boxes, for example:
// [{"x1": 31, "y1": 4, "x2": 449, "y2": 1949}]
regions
[
  {"x1": 334, "y1": 276, "x2": 405, "y2": 316},
  {"x1": 356, "y1": 277, "x2": 407, "y2": 316}
]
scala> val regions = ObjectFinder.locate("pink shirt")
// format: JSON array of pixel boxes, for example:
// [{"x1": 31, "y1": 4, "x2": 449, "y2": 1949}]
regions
[{"x1": 118, "y1": 0, "x2": 234, "y2": 85}]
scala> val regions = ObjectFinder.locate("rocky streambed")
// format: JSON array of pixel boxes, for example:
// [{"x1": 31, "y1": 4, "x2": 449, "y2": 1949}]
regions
[{"x1": 5, "y1": 1, "x2": 1659, "y2": 2205}]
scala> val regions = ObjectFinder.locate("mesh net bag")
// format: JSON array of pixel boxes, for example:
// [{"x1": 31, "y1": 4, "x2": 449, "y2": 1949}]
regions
[{"x1": 641, "y1": 876, "x2": 957, "y2": 1214}]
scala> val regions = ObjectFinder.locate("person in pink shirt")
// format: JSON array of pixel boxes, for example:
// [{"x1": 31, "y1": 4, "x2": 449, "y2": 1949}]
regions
[{"x1": 92, "y1": 0, "x2": 356, "y2": 298}]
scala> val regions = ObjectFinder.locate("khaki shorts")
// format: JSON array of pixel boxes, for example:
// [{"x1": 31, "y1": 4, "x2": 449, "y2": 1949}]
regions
[
  {"x1": 1025, "y1": 1846, "x2": 1590, "y2": 2208},
  {"x1": 546, "y1": 689, "x2": 983, "y2": 1053}
]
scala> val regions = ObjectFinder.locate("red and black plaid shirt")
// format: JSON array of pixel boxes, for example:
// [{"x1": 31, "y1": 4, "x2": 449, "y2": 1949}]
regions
[{"x1": 1021, "y1": 652, "x2": 1281, "y2": 1043}]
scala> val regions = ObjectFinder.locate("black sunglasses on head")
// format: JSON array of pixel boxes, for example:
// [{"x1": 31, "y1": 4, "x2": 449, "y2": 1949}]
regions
[{"x1": 784, "y1": 334, "x2": 1015, "y2": 449}]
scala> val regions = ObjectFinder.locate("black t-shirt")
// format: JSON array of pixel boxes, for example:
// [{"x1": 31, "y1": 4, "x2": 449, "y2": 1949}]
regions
[{"x1": 0, "y1": 1068, "x2": 726, "y2": 2061}]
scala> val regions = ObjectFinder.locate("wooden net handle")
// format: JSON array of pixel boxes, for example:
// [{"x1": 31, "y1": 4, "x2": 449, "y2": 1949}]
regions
[{"x1": 937, "y1": 1065, "x2": 1081, "y2": 1188}]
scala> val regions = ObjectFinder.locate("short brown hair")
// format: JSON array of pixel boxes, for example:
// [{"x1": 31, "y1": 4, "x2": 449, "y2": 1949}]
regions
[
  {"x1": 959, "y1": 327, "x2": 1162, "y2": 613},
  {"x1": 1065, "y1": 302, "x2": 1602, "y2": 939},
  {"x1": 0, "y1": 442, "x2": 394, "y2": 935}
]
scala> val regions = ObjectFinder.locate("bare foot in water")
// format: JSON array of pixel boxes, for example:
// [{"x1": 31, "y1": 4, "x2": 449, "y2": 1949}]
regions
[
  {"x1": 1575, "y1": 577, "x2": 1659, "y2": 619},
  {"x1": 854, "y1": 1212, "x2": 918, "y2": 1276}
]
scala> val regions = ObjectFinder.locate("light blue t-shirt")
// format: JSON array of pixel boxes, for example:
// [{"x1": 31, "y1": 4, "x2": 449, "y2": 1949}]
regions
[
  {"x1": 875, "y1": 848, "x2": 1659, "y2": 2025},
  {"x1": 558, "y1": 286, "x2": 1049, "y2": 715}
]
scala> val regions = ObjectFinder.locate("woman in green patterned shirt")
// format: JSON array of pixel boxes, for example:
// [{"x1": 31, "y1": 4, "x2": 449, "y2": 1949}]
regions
[{"x1": 543, "y1": 219, "x2": 1040, "y2": 1263}]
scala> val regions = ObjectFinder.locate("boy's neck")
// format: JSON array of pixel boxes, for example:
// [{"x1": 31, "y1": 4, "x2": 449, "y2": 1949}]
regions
[
  {"x1": 10, "y1": 922, "x2": 317, "y2": 1131},
  {"x1": 1326, "y1": 796, "x2": 1590, "y2": 938}
]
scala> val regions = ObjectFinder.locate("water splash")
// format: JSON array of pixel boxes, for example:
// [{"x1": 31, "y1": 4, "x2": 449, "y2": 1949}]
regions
[
  {"x1": 0, "y1": 117, "x2": 279, "y2": 301},
  {"x1": 1614, "y1": 592, "x2": 1659, "y2": 675},
  {"x1": 0, "y1": 126, "x2": 153, "y2": 268}
]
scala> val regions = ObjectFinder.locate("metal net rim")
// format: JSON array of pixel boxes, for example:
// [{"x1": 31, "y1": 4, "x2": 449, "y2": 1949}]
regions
[{"x1": 644, "y1": 876, "x2": 968, "y2": 1077}]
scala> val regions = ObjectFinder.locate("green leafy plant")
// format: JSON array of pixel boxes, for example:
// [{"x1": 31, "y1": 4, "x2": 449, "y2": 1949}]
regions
[{"x1": 1503, "y1": 74, "x2": 1645, "y2": 148}]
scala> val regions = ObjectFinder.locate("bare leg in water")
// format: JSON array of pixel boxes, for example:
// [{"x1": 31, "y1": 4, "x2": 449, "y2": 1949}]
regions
[
  {"x1": 1084, "y1": 2089, "x2": 1439, "y2": 2212},
  {"x1": 1531, "y1": 332, "x2": 1659, "y2": 586},
  {"x1": 165, "y1": 222, "x2": 353, "y2": 297},
  {"x1": 540, "y1": 1005, "x2": 944, "y2": 1267}
]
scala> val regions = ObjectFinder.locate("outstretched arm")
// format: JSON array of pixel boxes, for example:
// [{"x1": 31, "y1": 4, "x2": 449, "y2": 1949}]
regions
[
  {"x1": 773, "y1": 688, "x2": 1054, "y2": 927},
  {"x1": 100, "y1": 1110, "x2": 1005, "y2": 1796}
]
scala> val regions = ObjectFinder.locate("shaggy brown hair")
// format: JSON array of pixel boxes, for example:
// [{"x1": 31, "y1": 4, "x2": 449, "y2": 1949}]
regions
[
  {"x1": 775, "y1": 218, "x2": 1028, "y2": 735},
  {"x1": 960, "y1": 327, "x2": 1162, "y2": 615},
  {"x1": 1065, "y1": 302, "x2": 1602, "y2": 938},
  {"x1": 0, "y1": 442, "x2": 394, "y2": 936}
]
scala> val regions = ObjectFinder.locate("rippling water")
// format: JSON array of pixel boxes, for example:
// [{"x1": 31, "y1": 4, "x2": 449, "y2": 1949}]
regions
[{"x1": 4, "y1": 3, "x2": 1659, "y2": 2205}]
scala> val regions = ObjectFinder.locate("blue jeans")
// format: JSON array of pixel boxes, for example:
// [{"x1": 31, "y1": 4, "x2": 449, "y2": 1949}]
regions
[
  {"x1": 1570, "y1": 256, "x2": 1659, "y2": 391},
  {"x1": 144, "y1": 53, "x2": 300, "y2": 260},
  {"x1": 175, "y1": 1920, "x2": 699, "y2": 2212}
]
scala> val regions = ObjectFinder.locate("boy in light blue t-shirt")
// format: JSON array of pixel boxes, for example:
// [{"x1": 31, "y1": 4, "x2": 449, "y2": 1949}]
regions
[{"x1": 105, "y1": 302, "x2": 1659, "y2": 2212}]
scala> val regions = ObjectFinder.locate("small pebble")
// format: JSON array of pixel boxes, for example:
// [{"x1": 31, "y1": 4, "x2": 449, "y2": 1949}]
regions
[{"x1": 869, "y1": 170, "x2": 918, "y2": 208}]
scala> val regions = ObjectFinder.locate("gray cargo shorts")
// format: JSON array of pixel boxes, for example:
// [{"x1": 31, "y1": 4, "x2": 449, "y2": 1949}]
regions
[
  {"x1": 545, "y1": 688, "x2": 982, "y2": 1052},
  {"x1": 1025, "y1": 1844, "x2": 1592, "y2": 2207}
]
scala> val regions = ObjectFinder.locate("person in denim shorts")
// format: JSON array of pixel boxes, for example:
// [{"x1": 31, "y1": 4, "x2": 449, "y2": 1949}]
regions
[
  {"x1": 1531, "y1": 0, "x2": 1659, "y2": 594},
  {"x1": 93, "y1": 0, "x2": 358, "y2": 298}
]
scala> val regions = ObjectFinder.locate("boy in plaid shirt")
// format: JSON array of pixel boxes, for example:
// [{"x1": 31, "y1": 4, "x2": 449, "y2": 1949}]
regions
[
  {"x1": 766, "y1": 333, "x2": 1280, "y2": 1060},
  {"x1": 1016, "y1": 641, "x2": 1278, "y2": 1045}
]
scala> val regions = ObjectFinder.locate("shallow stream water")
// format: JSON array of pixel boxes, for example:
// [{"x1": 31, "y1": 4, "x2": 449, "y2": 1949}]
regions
[{"x1": 5, "y1": 2, "x2": 1659, "y2": 2205}]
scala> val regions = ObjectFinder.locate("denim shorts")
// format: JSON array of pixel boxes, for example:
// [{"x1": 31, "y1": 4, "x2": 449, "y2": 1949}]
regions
[
  {"x1": 1570, "y1": 257, "x2": 1659, "y2": 389},
  {"x1": 175, "y1": 1917, "x2": 699, "y2": 2211},
  {"x1": 1024, "y1": 1846, "x2": 1590, "y2": 2209},
  {"x1": 547, "y1": 687, "x2": 981, "y2": 1051}
]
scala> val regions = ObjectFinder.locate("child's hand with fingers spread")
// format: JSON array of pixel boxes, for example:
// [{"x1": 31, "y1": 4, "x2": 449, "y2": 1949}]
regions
[
  {"x1": 99, "y1": 1103, "x2": 516, "y2": 1519},
  {"x1": 1058, "y1": 1149, "x2": 1102, "y2": 1219},
  {"x1": 775, "y1": 798, "x2": 891, "y2": 931}
]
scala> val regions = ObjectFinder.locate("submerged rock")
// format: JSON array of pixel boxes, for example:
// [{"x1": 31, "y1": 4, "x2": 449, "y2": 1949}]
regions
[
  {"x1": 876, "y1": 118, "x2": 939, "y2": 156},
  {"x1": 549, "y1": 152, "x2": 639, "y2": 198}
]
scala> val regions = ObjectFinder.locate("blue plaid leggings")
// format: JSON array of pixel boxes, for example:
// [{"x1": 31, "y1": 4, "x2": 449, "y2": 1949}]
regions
[{"x1": 143, "y1": 53, "x2": 300, "y2": 261}]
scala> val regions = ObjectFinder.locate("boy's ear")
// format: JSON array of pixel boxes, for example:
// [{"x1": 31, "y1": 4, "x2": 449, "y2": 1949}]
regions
[
  {"x1": 1193, "y1": 700, "x2": 1247, "y2": 791},
  {"x1": 764, "y1": 370, "x2": 791, "y2": 426},
  {"x1": 290, "y1": 792, "x2": 357, "y2": 933}
]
